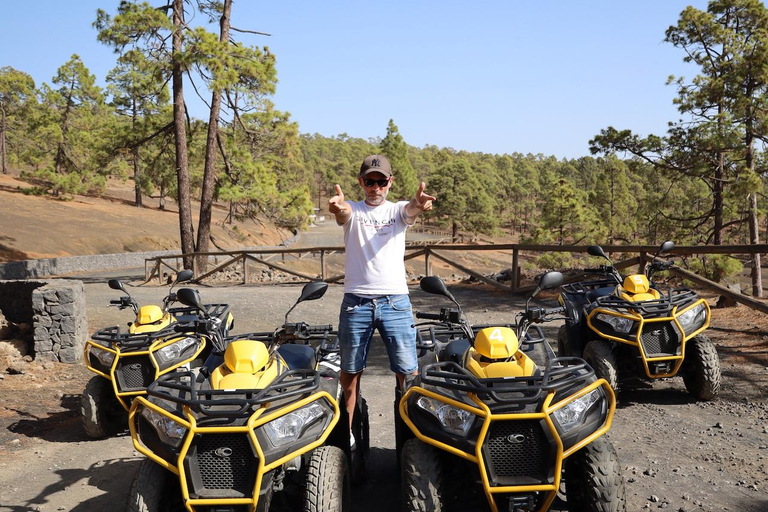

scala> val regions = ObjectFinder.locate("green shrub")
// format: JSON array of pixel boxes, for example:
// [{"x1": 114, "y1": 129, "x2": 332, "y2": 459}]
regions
[{"x1": 686, "y1": 255, "x2": 743, "y2": 283}]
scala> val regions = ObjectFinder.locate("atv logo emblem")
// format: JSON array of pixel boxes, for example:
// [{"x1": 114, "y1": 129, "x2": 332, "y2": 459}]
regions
[
  {"x1": 214, "y1": 447, "x2": 233, "y2": 458},
  {"x1": 505, "y1": 434, "x2": 526, "y2": 444}
]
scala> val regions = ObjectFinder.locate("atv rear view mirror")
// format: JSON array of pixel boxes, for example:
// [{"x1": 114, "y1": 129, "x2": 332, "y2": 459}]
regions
[
  {"x1": 284, "y1": 281, "x2": 328, "y2": 324},
  {"x1": 538, "y1": 271, "x2": 563, "y2": 292},
  {"x1": 176, "y1": 288, "x2": 205, "y2": 314},
  {"x1": 175, "y1": 269, "x2": 194, "y2": 283},
  {"x1": 420, "y1": 276, "x2": 459, "y2": 306},
  {"x1": 659, "y1": 241, "x2": 675, "y2": 254},
  {"x1": 298, "y1": 281, "x2": 328, "y2": 303},
  {"x1": 587, "y1": 245, "x2": 609, "y2": 261},
  {"x1": 108, "y1": 279, "x2": 126, "y2": 292}
]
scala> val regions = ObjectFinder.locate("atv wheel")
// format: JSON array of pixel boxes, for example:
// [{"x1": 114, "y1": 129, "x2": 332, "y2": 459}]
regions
[
  {"x1": 126, "y1": 458, "x2": 185, "y2": 512},
  {"x1": 682, "y1": 334, "x2": 721, "y2": 401},
  {"x1": 304, "y1": 445, "x2": 350, "y2": 512},
  {"x1": 81, "y1": 375, "x2": 127, "y2": 439},
  {"x1": 563, "y1": 437, "x2": 626, "y2": 512},
  {"x1": 401, "y1": 438, "x2": 444, "y2": 512},
  {"x1": 350, "y1": 396, "x2": 369, "y2": 485},
  {"x1": 583, "y1": 341, "x2": 619, "y2": 393}
]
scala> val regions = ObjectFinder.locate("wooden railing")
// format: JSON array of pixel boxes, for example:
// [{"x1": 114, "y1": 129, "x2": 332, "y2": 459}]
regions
[{"x1": 145, "y1": 242, "x2": 768, "y2": 313}]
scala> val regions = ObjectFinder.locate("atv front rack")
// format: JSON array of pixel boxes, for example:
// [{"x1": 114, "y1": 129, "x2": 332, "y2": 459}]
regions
[
  {"x1": 419, "y1": 357, "x2": 594, "y2": 407},
  {"x1": 146, "y1": 368, "x2": 320, "y2": 418},
  {"x1": 91, "y1": 325, "x2": 180, "y2": 350},
  {"x1": 593, "y1": 287, "x2": 700, "y2": 317}
]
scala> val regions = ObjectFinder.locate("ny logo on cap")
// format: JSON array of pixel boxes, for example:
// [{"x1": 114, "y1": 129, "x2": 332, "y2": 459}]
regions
[{"x1": 371, "y1": 158, "x2": 380, "y2": 167}]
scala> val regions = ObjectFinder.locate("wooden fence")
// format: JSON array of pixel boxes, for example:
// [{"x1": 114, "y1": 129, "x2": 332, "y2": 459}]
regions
[{"x1": 146, "y1": 242, "x2": 768, "y2": 314}]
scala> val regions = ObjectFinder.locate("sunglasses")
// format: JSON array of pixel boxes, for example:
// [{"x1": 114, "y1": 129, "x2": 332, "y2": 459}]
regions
[{"x1": 363, "y1": 178, "x2": 390, "y2": 187}]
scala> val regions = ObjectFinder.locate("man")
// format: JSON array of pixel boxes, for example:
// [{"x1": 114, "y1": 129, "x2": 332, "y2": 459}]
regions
[{"x1": 328, "y1": 154, "x2": 435, "y2": 436}]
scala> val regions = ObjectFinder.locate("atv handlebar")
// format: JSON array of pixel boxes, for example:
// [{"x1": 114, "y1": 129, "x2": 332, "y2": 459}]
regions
[{"x1": 416, "y1": 312, "x2": 442, "y2": 320}]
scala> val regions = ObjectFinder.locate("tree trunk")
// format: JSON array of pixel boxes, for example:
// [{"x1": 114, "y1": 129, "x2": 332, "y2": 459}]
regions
[
  {"x1": 132, "y1": 100, "x2": 142, "y2": 207},
  {"x1": 452, "y1": 221, "x2": 458, "y2": 243},
  {"x1": 172, "y1": 0, "x2": 195, "y2": 268},
  {"x1": 195, "y1": 0, "x2": 232, "y2": 272},
  {"x1": 0, "y1": 106, "x2": 6, "y2": 174}
]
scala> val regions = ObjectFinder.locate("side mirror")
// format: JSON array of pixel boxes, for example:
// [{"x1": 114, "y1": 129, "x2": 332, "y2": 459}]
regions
[
  {"x1": 108, "y1": 279, "x2": 125, "y2": 292},
  {"x1": 659, "y1": 241, "x2": 675, "y2": 254},
  {"x1": 176, "y1": 288, "x2": 205, "y2": 313},
  {"x1": 419, "y1": 276, "x2": 460, "y2": 307},
  {"x1": 537, "y1": 271, "x2": 563, "y2": 292},
  {"x1": 587, "y1": 245, "x2": 608, "y2": 260},
  {"x1": 298, "y1": 281, "x2": 328, "y2": 303},
  {"x1": 175, "y1": 269, "x2": 194, "y2": 284}
]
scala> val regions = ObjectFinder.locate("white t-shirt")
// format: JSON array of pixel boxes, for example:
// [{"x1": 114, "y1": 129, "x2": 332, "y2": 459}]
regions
[{"x1": 342, "y1": 200, "x2": 413, "y2": 296}]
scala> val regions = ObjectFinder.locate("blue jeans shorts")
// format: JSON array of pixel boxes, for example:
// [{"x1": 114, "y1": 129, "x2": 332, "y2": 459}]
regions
[{"x1": 338, "y1": 293, "x2": 417, "y2": 374}]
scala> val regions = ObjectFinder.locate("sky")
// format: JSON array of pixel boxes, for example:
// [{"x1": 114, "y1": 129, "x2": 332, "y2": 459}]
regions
[{"x1": 0, "y1": 1, "x2": 714, "y2": 159}]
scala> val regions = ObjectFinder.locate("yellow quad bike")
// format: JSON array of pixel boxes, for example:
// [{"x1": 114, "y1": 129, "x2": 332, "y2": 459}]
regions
[
  {"x1": 557, "y1": 241, "x2": 720, "y2": 400},
  {"x1": 398, "y1": 272, "x2": 625, "y2": 512},
  {"x1": 82, "y1": 270, "x2": 235, "y2": 438},
  {"x1": 126, "y1": 282, "x2": 368, "y2": 512}
]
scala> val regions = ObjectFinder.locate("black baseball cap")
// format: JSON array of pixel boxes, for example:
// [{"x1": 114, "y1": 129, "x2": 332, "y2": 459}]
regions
[{"x1": 359, "y1": 154, "x2": 392, "y2": 178}]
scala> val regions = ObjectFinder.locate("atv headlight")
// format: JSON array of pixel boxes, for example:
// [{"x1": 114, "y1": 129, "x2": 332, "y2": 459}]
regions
[
  {"x1": 262, "y1": 402, "x2": 325, "y2": 448},
  {"x1": 416, "y1": 396, "x2": 474, "y2": 437},
  {"x1": 677, "y1": 303, "x2": 707, "y2": 333},
  {"x1": 89, "y1": 345, "x2": 116, "y2": 367},
  {"x1": 139, "y1": 404, "x2": 187, "y2": 448},
  {"x1": 595, "y1": 313, "x2": 634, "y2": 333},
  {"x1": 552, "y1": 389, "x2": 601, "y2": 433},
  {"x1": 154, "y1": 336, "x2": 200, "y2": 366}
]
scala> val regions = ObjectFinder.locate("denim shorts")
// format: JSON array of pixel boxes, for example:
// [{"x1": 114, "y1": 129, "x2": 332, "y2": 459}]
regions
[{"x1": 338, "y1": 293, "x2": 417, "y2": 374}]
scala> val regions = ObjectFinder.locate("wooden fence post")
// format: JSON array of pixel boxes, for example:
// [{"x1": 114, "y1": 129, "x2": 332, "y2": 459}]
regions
[
  {"x1": 243, "y1": 254, "x2": 249, "y2": 285},
  {"x1": 425, "y1": 248, "x2": 432, "y2": 276},
  {"x1": 321, "y1": 250, "x2": 326, "y2": 280},
  {"x1": 639, "y1": 252, "x2": 647, "y2": 274},
  {"x1": 511, "y1": 248, "x2": 519, "y2": 291}
]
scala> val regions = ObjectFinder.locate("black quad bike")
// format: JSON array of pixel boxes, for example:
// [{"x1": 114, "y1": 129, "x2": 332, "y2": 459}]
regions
[
  {"x1": 397, "y1": 272, "x2": 625, "y2": 512},
  {"x1": 126, "y1": 281, "x2": 369, "y2": 512},
  {"x1": 557, "y1": 241, "x2": 720, "y2": 400},
  {"x1": 81, "y1": 269, "x2": 235, "y2": 438}
]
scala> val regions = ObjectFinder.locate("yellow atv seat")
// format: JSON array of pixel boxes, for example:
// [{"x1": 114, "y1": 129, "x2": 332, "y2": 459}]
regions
[
  {"x1": 463, "y1": 327, "x2": 537, "y2": 379},
  {"x1": 616, "y1": 274, "x2": 661, "y2": 302}
]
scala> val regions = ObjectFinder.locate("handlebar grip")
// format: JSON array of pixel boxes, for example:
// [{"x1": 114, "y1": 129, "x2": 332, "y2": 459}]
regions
[
  {"x1": 307, "y1": 324, "x2": 334, "y2": 334},
  {"x1": 109, "y1": 300, "x2": 122, "y2": 305},
  {"x1": 544, "y1": 306, "x2": 565, "y2": 315},
  {"x1": 584, "y1": 268, "x2": 604, "y2": 274},
  {"x1": 416, "y1": 312, "x2": 442, "y2": 320}
]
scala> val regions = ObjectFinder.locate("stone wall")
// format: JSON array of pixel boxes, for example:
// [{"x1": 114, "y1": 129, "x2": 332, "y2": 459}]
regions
[{"x1": 0, "y1": 280, "x2": 87, "y2": 363}]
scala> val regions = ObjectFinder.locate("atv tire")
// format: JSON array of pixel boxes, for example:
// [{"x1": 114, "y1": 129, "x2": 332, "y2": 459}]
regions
[
  {"x1": 81, "y1": 375, "x2": 127, "y2": 439},
  {"x1": 350, "y1": 396, "x2": 369, "y2": 485},
  {"x1": 564, "y1": 437, "x2": 626, "y2": 512},
  {"x1": 583, "y1": 340, "x2": 619, "y2": 393},
  {"x1": 304, "y1": 445, "x2": 350, "y2": 512},
  {"x1": 682, "y1": 334, "x2": 721, "y2": 401},
  {"x1": 401, "y1": 438, "x2": 444, "y2": 512},
  {"x1": 126, "y1": 458, "x2": 185, "y2": 512}
]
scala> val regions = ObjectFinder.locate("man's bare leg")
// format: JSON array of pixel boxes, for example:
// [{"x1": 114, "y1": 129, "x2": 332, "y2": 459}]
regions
[{"x1": 340, "y1": 370, "x2": 362, "y2": 430}]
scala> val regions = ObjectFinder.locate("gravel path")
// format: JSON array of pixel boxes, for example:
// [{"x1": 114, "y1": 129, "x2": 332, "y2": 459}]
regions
[{"x1": 0, "y1": 276, "x2": 767, "y2": 511}]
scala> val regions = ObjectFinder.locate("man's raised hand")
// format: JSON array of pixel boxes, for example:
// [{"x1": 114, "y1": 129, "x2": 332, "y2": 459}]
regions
[
  {"x1": 415, "y1": 182, "x2": 436, "y2": 211},
  {"x1": 328, "y1": 184, "x2": 345, "y2": 215}
]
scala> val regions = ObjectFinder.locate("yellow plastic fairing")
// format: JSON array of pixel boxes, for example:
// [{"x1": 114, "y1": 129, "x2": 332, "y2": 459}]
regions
[
  {"x1": 211, "y1": 339, "x2": 279, "y2": 390},
  {"x1": 617, "y1": 274, "x2": 661, "y2": 302},
  {"x1": 464, "y1": 327, "x2": 537, "y2": 379},
  {"x1": 474, "y1": 327, "x2": 519, "y2": 359},
  {"x1": 137, "y1": 305, "x2": 164, "y2": 324}
]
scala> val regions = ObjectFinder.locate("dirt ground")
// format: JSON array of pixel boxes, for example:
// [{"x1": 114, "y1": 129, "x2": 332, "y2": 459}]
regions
[
  {"x1": 0, "y1": 279, "x2": 767, "y2": 512},
  {"x1": 0, "y1": 172, "x2": 291, "y2": 262}
]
